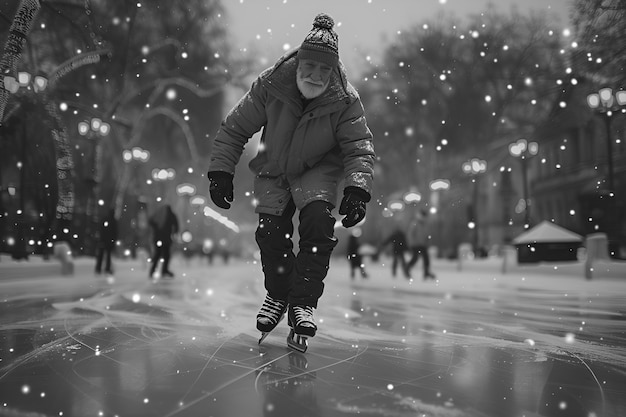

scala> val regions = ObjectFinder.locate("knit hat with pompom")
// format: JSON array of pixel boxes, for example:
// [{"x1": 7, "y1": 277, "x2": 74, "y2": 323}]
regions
[{"x1": 297, "y1": 13, "x2": 339, "y2": 67}]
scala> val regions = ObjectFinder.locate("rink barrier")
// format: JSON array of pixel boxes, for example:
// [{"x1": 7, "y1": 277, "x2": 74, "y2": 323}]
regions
[
  {"x1": 53, "y1": 242, "x2": 74, "y2": 276},
  {"x1": 457, "y1": 243, "x2": 473, "y2": 271},
  {"x1": 584, "y1": 233, "x2": 609, "y2": 280}
]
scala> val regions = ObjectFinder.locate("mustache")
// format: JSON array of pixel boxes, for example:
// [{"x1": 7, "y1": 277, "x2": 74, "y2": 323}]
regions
[{"x1": 300, "y1": 77, "x2": 324, "y2": 87}]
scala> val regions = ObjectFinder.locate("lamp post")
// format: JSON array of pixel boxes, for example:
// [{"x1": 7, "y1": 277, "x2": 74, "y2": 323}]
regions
[
  {"x1": 462, "y1": 158, "x2": 487, "y2": 254},
  {"x1": 586, "y1": 88, "x2": 626, "y2": 193},
  {"x1": 121, "y1": 147, "x2": 150, "y2": 257},
  {"x1": 429, "y1": 178, "x2": 450, "y2": 255},
  {"x1": 3, "y1": 71, "x2": 48, "y2": 94},
  {"x1": 508, "y1": 139, "x2": 539, "y2": 228},
  {"x1": 122, "y1": 146, "x2": 150, "y2": 203},
  {"x1": 3, "y1": 71, "x2": 48, "y2": 259},
  {"x1": 587, "y1": 88, "x2": 626, "y2": 256},
  {"x1": 151, "y1": 168, "x2": 176, "y2": 201},
  {"x1": 176, "y1": 183, "x2": 197, "y2": 249},
  {"x1": 78, "y1": 117, "x2": 111, "y2": 183},
  {"x1": 77, "y1": 117, "x2": 110, "y2": 255}
]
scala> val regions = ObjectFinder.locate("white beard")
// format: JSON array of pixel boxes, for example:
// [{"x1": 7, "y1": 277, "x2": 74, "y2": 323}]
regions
[{"x1": 296, "y1": 75, "x2": 328, "y2": 99}]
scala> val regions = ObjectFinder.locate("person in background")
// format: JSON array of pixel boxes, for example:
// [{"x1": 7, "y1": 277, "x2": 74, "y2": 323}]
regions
[
  {"x1": 407, "y1": 208, "x2": 436, "y2": 280},
  {"x1": 206, "y1": 13, "x2": 375, "y2": 352},
  {"x1": 347, "y1": 227, "x2": 368, "y2": 280},
  {"x1": 148, "y1": 203, "x2": 179, "y2": 279},
  {"x1": 95, "y1": 207, "x2": 117, "y2": 276},
  {"x1": 379, "y1": 228, "x2": 411, "y2": 279}
]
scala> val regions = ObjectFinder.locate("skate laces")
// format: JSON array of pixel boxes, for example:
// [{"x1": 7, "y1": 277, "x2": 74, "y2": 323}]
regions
[
  {"x1": 257, "y1": 295, "x2": 287, "y2": 325},
  {"x1": 293, "y1": 305, "x2": 315, "y2": 328}
]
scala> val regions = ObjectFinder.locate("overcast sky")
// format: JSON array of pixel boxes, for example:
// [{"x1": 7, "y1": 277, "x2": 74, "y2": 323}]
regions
[{"x1": 222, "y1": 0, "x2": 574, "y2": 74}]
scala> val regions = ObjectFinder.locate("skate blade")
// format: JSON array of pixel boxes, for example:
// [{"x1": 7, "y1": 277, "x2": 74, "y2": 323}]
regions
[
  {"x1": 257, "y1": 311, "x2": 286, "y2": 344},
  {"x1": 258, "y1": 332, "x2": 270, "y2": 345},
  {"x1": 287, "y1": 330, "x2": 308, "y2": 353}
]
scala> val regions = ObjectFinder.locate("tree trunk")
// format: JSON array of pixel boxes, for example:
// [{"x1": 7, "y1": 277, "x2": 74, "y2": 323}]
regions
[{"x1": 0, "y1": 0, "x2": 41, "y2": 124}]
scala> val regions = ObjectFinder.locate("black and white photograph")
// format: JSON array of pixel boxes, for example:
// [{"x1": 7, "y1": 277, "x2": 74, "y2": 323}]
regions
[{"x1": 1, "y1": 0, "x2": 625, "y2": 416}]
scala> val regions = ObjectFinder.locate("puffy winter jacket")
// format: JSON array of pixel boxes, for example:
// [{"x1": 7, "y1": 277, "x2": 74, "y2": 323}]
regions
[{"x1": 208, "y1": 49, "x2": 375, "y2": 216}]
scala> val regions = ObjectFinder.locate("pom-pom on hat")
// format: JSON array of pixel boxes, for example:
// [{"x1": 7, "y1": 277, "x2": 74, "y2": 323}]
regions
[{"x1": 297, "y1": 13, "x2": 339, "y2": 67}]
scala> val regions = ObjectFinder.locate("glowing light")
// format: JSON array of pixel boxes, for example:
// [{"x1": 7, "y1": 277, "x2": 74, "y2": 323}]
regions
[
  {"x1": 403, "y1": 192, "x2": 422, "y2": 203},
  {"x1": 203, "y1": 206, "x2": 240, "y2": 233},
  {"x1": 190, "y1": 196, "x2": 206, "y2": 206},
  {"x1": 181, "y1": 231, "x2": 193, "y2": 243},
  {"x1": 176, "y1": 183, "x2": 196, "y2": 196},
  {"x1": 430, "y1": 179, "x2": 450, "y2": 191},
  {"x1": 388, "y1": 201, "x2": 404, "y2": 211}
]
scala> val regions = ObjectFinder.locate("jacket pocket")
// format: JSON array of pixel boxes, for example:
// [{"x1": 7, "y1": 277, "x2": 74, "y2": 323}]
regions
[{"x1": 254, "y1": 175, "x2": 291, "y2": 215}]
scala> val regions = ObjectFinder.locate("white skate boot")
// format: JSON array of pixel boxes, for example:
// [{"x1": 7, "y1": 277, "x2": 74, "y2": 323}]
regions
[
  {"x1": 287, "y1": 305, "x2": 316, "y2": 353},
  {"x1": 257, "y1": 294, "x2": 288, "y2": 344}
]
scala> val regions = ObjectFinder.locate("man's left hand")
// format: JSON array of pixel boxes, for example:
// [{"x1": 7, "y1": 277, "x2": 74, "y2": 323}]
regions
[{"x1": 339, "y1": 187, "x2": 371, "y2": 228}]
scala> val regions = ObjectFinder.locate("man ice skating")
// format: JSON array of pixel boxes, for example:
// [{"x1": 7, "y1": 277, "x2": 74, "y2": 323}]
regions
[{"x1": 207, "y1": 13, "x2": 375, "y2": 352}]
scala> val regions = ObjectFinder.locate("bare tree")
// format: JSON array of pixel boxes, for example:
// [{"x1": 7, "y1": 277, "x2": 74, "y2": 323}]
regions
[{"x1": 570, "y1": 0, "x2": 626, "y2": 86}]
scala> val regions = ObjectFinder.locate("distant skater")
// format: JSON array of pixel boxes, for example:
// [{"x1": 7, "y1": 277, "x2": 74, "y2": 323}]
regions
[
  {"x1": 347, "y1": 228, "x2": 368, "y2": 279},
  {"x1": 380, "y1": 228, "x2": 411, "y2": 279},
  {"x1": 148, "y1": 204, "x2": 179, "y2": 279},
  {"x1": 407, "y1": 208, "x2": 436, "y2": 280},
  {"x1": 95, "y1": 208, "x2": 117, "y2": 276}
]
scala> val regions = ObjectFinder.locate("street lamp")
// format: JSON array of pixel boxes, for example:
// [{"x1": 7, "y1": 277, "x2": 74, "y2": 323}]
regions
[
  {"x1": 78, "y1": 117, "x2": 111, "y2": 138},
  {"x1": 429, "y1": 178, "x2": 450, "y2": 254},
  {"x1": 176, "y1": 183, "x2": 196, "y2": 197},
  {"x1": 176, "y1": 183, "x2": 197, "y2": 242},
  {"x1": 429, "y1": 178, "x2": 450, "y2": 214},
  {"x1": 3, "y1": 71, "x2": 48, "y2": 94},
  {"x1": 151, "y1": 168, "x2": 176, "y2": 201},
  {"x1": 77, "y1": 116, "x2": 111, "y2": 195},
  {"x1": 77, "y1": 117, "x2": 111, "y2": 254},
  {"x1": 122, "y1": 147, "x2": 151, "y2": 164},
  {"x1": 2, "y1": 71, "x2": 48, "y2": 259},
  {"x1": 586, "y1": 88, "x2": 626, "y2": 193},
  {"x1": 462, "y1": 158, "x2": 487, "y2": 253},
  {"x1": 403, "y1": 190, "x2": 422, "y2": 204},
  {"x1": 508, "y1": 138, "x2": 539, "y2": 228}
]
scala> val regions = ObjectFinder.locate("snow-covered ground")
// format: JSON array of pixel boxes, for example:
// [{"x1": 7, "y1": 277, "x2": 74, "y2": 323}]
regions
[{"x1": 1, "y1": 254, "x2": 625, "y2": 416}]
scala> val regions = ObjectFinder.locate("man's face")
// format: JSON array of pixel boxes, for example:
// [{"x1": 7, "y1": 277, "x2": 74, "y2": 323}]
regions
[{"x1": 296, "y1": 59, "x2": 332, "y2": 99}]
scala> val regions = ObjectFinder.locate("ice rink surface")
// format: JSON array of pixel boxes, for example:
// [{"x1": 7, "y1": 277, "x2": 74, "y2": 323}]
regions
[{"x1": 1, "y1": 255, "x2": 625, "y2": 417}]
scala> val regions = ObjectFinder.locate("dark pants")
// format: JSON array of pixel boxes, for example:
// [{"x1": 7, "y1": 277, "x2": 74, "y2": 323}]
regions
[
  {"x1": 150, "y1": 240, "x2": 172, "y2": 276},
  {"x1": 408, "y1": 245, "x2": 431, "y2": 275},
  {"x1": 95, "y1": 245, "x2": 114, "y2": 274},
  {"x1": 349, "y1": 254, "x2": 367, "y2": 278},
  {"x1": 391, "y1": 250, "x2": 410, "y2": 278},
  {"x1": 255, "y1": 200, "x2": 338, "y2": 308}
]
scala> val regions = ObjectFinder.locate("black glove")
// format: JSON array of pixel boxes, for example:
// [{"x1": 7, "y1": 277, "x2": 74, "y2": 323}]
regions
[
  {"x1": 208, "y1": 171, "x2": 234, "y2": 209},
  {"x1": 338, "y1": 186, "x2": 371, "y2": 228}
]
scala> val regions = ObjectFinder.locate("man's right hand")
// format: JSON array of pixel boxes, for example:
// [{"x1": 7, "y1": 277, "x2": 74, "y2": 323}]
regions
[{"x1": 207, "y1": 171, "x2": 234, "y2": 209}]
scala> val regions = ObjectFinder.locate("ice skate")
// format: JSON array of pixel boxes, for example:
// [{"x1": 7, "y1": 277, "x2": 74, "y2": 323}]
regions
[
  {"x1": 424, "y1": 272, "x2": 436, "y2": 280},
  {"x1": 287, "y1": 329, "x2": 308, "y2": 353},
  {"x1": 287, "y1": 305, "x2": 316, "y2": 353},
  {"x1": 257, "y1": 294, "x2": 288, "y2": 344}
]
